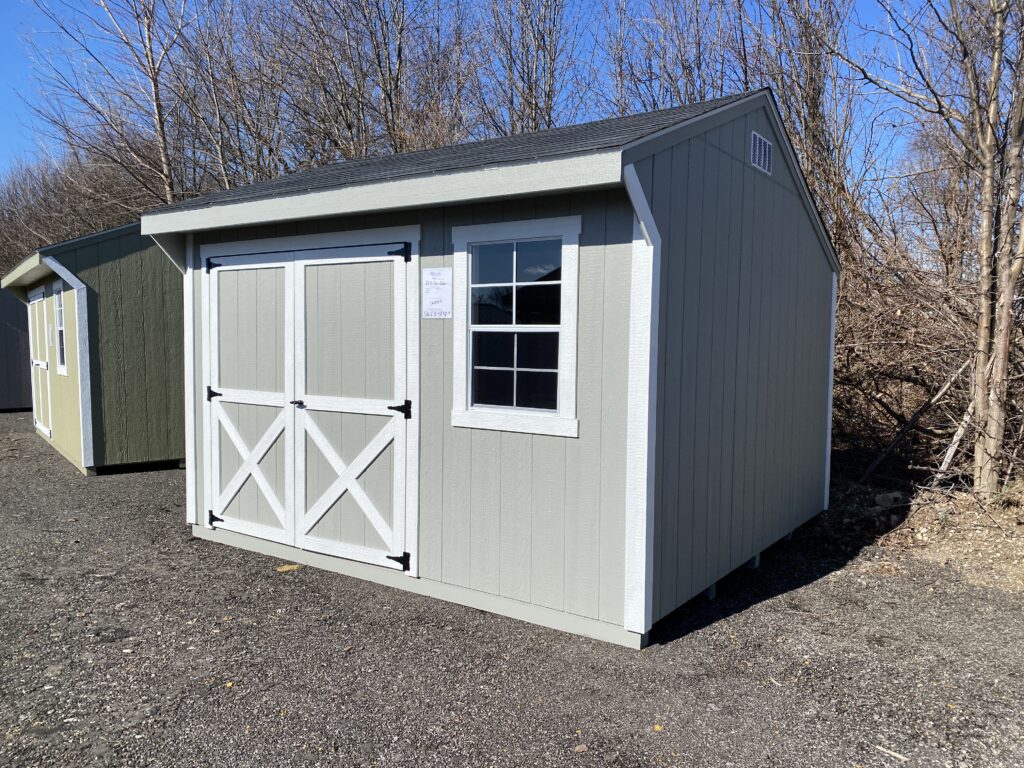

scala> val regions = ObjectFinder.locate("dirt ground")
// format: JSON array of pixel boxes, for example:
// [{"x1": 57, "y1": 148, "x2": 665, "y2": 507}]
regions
[{"x1": 1, "y1": 411, "x2": 1022, "y2": 768}]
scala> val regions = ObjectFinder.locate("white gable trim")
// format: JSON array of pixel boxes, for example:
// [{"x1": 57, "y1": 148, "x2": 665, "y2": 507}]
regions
[
  {"x1": 622, "y1": 164, "x2": 661, "y2": 636},
  {"x1": 142, "y1": 151, "x2": 622, "y2": 236},
  {"x1": 41, "y1": 256, "x2": 94, "y2": 469}
]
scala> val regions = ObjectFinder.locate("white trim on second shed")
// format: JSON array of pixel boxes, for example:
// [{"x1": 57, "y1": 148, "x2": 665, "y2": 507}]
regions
[{"x1": 42, "y1": 255, "x2": 94, "y2": 469}]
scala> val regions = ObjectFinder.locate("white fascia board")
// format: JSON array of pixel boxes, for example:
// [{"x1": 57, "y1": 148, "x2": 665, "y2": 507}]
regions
[
  {"x1": 41, "y1": 256, "x2": 94, "y2": 469},
  {"x1": 141, "y1": 151, "x2": 623, "y2": 236},
  {"x1": 621, "y1": 163, "x2": 661, "y2": 635}
]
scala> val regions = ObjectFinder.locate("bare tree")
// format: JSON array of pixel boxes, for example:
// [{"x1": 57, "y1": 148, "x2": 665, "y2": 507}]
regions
[
  {"x1": 474, "y1": 0, "x2": 588, "y2": 134},
  {"x1": 838, "y1": 0, "x2": 1024, "y2": 499},
  {"x1": 31, "y1": 0, "x2": 190, "y2": 204}
]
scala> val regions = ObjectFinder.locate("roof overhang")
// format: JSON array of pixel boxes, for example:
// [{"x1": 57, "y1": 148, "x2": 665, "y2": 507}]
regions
[
  {"x1": 141, "y1": 150, "x2": 623, "y2": 236},
  {"x1": 1, "y1": 253, "x2": 56, "y2": 297}
]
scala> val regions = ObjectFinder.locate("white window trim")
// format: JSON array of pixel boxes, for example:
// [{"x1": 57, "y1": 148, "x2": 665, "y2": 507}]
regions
[
  {"x1": 53, "y1": 279, "x2": 68, "y2": 376},
  {"x1": 451, "y1": 216, "x2": 580, "y2": 438}
]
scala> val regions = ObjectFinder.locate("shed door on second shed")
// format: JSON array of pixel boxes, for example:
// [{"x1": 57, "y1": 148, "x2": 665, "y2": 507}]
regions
[
  {"x1": 27, "y1": 287, "x2": 52, "y2": 437},
  {"x1": 205, "y1": 245, "x2": 412, "y2": 571}
]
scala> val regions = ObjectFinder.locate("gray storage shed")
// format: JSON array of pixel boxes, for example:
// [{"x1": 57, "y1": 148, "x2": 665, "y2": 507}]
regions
[
  {"x1": 141, "y1": 89, "x2": 838, "y2": 647},
  {"x1": 0, "y1": 288, "x2": 32, "y2": 411},
  {"x1": 1, "y1": 223, "x2": 185, "y2": 474}
]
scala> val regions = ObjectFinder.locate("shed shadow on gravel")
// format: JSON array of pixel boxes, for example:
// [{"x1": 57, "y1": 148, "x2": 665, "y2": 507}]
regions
[{"x1": 648, "y1": 477, "x2": 911, "y2": 646}]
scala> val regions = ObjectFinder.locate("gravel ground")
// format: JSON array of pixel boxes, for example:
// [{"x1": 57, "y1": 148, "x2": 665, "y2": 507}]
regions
[{"x1": 1, "y1": 411, "x2": 1022, "y2": 768}]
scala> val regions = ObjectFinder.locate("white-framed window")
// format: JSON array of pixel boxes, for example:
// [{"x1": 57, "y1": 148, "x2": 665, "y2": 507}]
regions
[
  {"x1": 452, "y1": 216, "x2": 580, "y2": 437},
  {"x1": 53, "y1": 280, "x2": 68, "y2": 375}
]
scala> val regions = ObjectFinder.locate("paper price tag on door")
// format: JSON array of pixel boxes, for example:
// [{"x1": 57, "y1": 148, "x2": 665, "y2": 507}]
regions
[{"x1": 422, "y1": 268, "x2": 452, "y2": 319}]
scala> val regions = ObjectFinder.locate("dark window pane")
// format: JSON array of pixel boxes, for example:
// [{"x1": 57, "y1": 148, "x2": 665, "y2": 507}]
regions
[
  {"x1": 473, "y1": 369, "x2": 514, "y2": 406},
  {"x1": 472, "y1": 331, "x2": 514, "y2": 368},
  {"x1": 516, "y1": 239, "x2": 562, "y2": 282},
  {"x1": 515, "y1": 284, "x2": 560, "y2": 324},
  {"x1": 516, "y1": 371, "x2": 558, "y2": 410},
  {"x1": 472, "y1": 286, "x2": 513, "y2": 324},
  {"x1": 472, "y1": 242, "x2": 514, "y2": 284},
  {"x1": 516, "y1": 332, "x2": 558, "y2": 369}
]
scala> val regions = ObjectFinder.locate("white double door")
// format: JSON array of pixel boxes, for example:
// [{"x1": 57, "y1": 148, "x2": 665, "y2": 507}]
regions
[{"x1": 203, "y1": 245, "x2": 414, "y2": 571}]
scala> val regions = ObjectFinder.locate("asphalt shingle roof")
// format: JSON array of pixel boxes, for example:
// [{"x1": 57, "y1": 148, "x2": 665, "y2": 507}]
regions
[{"x1": 155, "y1": 91, "x2": 757, "y2": 214}]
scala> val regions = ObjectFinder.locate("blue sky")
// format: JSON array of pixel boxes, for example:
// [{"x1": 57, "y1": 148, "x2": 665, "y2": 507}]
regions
[
  {"x1": 0, "y1": 0, "x2": 50, "y2": 173},
  {"x1": 0, "y1": 0, "x2": 892, "y2": 176}
]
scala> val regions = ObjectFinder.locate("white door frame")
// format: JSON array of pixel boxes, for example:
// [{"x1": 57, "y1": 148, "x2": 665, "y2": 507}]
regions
[
  {"x1": 27, "y1": 286, "x2": 52, "y2": 438},
  {"x1": 199, "y1": 225, "x2": 421, "y2": 576}
]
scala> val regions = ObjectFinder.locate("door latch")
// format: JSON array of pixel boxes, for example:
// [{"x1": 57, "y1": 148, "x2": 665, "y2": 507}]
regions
[
  {"x1": 289, "y1": 400, "x2": 306, "y2": 408},
  {"x1": 387, "y1": 400, "x2": 412, "y2": 419}
]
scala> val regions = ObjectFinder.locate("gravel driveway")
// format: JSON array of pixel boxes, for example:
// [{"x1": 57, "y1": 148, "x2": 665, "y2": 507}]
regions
[{"x1": 1, "y1": 411, "x2": 1021, "y2": 767}]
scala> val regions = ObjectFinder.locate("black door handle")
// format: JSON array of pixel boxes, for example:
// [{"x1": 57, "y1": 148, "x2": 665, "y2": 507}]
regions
[{"x1": 290, "y1": 400, "x2": 306, "y2": 408}]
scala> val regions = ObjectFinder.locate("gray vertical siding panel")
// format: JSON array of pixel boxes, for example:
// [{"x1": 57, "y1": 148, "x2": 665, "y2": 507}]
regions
[
  {"x1": 562, "y1": 193, "x2": 605, "y2": 618},
  {"x1": 439, "y1": 204, "x2": 474, "y2": 589},
  {"x1": 418, "y1": 214, "x2": 446, "y2": 581},
  {"x1": 647, "y1": 107, "x2": 835, "y2": 623},
  {"x1": 598, "y1": 198, "x2": 632, "y2": 627}
]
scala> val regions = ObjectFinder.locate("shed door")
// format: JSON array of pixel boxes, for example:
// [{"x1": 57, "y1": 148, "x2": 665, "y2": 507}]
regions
[
  {"x1": 204, "y1": 245, "x2": 413, "y2": 571},
  {"x1": 295, "y1": 248, "x2": 409, "y2": 570},
  {"x1": 27, "y1": 288, "x2": 52, "y2": 436},
  {"x1": 207, "y1": 256, "x2": 295, "y2": 545}
]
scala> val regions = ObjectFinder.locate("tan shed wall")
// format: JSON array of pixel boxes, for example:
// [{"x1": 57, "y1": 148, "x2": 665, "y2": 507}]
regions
[
  {"x1": 25, "y1": 281, "x2": 85, "y2": 471},
  {"x1": 635, "y1": 105, "x2": 835, "y2": 623},
  {"x1": 191, "y1": 191, "x2": 633, "y2": 626}
]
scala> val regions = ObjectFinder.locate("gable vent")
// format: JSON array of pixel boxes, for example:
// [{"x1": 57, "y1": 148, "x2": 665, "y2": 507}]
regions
[{"x1": 750, "y1": 132, "x2": 773, "y2": 174}]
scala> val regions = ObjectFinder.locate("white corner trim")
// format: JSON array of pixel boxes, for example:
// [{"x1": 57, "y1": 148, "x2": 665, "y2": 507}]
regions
[
  {"x1": 450, "y1": 216, "x2": 581, "y2": 438},
  {"x1": 42, "y1": 256, "x2": 94, "y2": 469},
  {"x1": 142, "y1": 152, "x2": 621, "y2": 236},
  {"x1": 824, "y1": 272, "x2": 837, "y2": 510},
  {"x1": 622, "y1": 164, "x2": 660, "y2": 635},
  {"x1": 184, "y1": 233, "x2": 198, "y2": 525}
]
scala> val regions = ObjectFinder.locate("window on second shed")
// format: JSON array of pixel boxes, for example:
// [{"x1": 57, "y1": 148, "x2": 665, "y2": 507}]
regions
[{"x1": 53, "y1": 280, "x2": 68, "y2": 375}]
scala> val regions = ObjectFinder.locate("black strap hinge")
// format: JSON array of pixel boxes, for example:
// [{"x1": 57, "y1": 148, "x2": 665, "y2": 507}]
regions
[
  {"x1": 207, "y1": 386, "x2": 222, "y2": 401},
  {"x1": 208, "y1": 510, "x2": 223, "y2": 526},
  {"x1": 205, "y1": 259, "x2": 218, "y2": 274},
  {"x1": 387, "y1": 399, "x2": 412, "y2": 419},
  {"x1": 387, "y1": 552, "x2": 411, "y2": 571},
  {"x1": 388, "y1": 242, "x2": 412, "y2": 262}
]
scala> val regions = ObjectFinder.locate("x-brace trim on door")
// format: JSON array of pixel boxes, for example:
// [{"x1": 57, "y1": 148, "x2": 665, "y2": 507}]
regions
[
  {"x1": 302, "y1": 416, "x2": 396, "y2": 543},
  {"x1": 216, "y1": 408, "x2": 288, "y2": 528}
]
